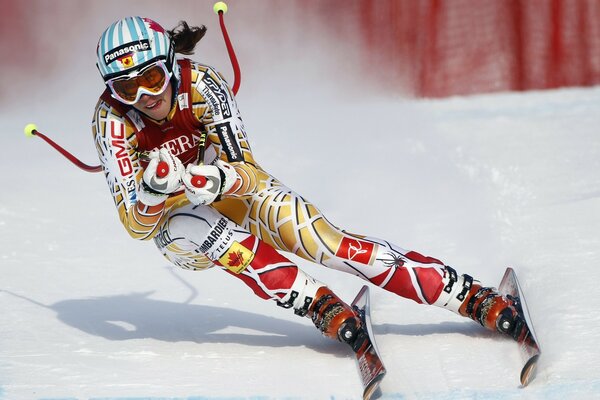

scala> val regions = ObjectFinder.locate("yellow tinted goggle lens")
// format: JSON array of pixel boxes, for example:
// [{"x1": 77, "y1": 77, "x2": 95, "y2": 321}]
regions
[{"x1": 111, "y1": 64, "x2": 167, "y2": 102}]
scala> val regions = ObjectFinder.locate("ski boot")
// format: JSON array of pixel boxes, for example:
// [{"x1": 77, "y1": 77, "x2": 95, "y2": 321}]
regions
[
  {"x1": 459, "y1": 283, "x2": 528, "y2": 342},
  {"x1": 274, "y1": 271, "x2": 366, "y2": 348},
  {"x1": 308, "y1": 287, "x2": 368, "y2": 351},
  {"x1": 434, "y1": 266, "x2": 529, "y2": 342}
]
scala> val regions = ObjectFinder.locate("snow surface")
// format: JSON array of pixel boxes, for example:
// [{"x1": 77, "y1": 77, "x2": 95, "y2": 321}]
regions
[{"x1": 2, "y1": 1, "x2": 600, "y2": 399}]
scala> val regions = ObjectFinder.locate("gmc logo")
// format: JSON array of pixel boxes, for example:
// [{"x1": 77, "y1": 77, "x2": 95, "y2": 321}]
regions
[{"x1": 110, "y1": 120, "x2": 133, "y2": 176}]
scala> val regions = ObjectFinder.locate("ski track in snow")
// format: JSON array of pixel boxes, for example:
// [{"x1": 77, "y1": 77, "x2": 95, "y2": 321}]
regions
[{"x1": 2, "y1": 1, "x2": 599, "y2": 399}]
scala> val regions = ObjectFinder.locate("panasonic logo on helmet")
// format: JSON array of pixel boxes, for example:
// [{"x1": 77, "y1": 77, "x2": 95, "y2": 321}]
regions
[{"x1": 104, "y1": 40, "x2": 151, "y2": 65}]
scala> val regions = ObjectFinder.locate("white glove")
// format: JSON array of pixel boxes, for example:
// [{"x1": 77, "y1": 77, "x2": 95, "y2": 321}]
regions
[
  {"x1": 183, "y1": 160, "x2": 238, "y2": 205},
  {"x1": 138, "y1": 148, "x2": 184, "y2": 206}
]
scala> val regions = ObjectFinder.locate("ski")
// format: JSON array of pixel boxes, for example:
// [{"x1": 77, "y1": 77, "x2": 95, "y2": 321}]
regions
[
  {"x1": 498, "y1": 267, "x2": 541, "y2": 386},
  {"x1": 351, "y1": 286, "x2": 387, "y2": 400}
]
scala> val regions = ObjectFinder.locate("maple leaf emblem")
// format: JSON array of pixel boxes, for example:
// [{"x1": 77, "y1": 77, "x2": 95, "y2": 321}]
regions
[
  {"x1": 227, "y1": 250, "x2": 244, "y2": 267},
  {"x1": 218, "y1": 241, "x2": 255, "y2": 274},
  {"x1": 119, "y1": 56, "x2": 134, "y2": 68}
]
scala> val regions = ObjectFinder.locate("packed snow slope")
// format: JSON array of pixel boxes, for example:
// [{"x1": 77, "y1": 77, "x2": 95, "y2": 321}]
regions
[{"x1": 1, "y1": 1, "x2": 599, "y2": 399}]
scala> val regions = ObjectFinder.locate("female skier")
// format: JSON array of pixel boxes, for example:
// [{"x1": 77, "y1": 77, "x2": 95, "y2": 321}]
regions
[{"x1": 93, "y1": 16, "x2": 525, "y2": 351}]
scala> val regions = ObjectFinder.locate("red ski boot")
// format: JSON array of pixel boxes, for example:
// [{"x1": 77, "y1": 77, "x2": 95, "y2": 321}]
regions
[
  {"x1": 308, "y1": 287, "x2": 365, "y2": 350},
  {"x1": 459, "y1": 284, "x2": 527, "y2": 341},
  {"x1": 434, "y1": 267, "x2": 529, "y2": 341}
]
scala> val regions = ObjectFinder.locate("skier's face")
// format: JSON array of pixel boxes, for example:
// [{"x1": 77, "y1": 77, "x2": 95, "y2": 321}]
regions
[{"x1": 132, "y1": 82, "x2": 173, "y2": 122}]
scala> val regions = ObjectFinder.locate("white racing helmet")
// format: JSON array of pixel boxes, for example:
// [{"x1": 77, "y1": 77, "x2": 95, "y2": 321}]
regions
[{"x1": 96, "y1": 16, "x2": 180, "y2": 92}]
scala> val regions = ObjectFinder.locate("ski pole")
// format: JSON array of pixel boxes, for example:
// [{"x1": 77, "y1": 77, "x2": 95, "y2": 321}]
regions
[
  {"x1": 190, "y1": 130, "x2": 209, "y2": 188},
  {"x1": 169, "y1": 2, "x2": 236, "y2": 188},
  {"x1": 23, "y1": 124, "x2": 103, "y2": 173},
  {"x1": 26, "y1": 1, "x2": 241, "y2": 175},
  {"x1": 214, "y1": 1, "x2": 241, "y2": 95}
]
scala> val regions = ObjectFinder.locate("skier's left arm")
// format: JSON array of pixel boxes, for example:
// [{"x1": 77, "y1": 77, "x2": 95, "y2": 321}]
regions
[{"x1": 186, "y1": 65, "x2": 263, "y2": 204}]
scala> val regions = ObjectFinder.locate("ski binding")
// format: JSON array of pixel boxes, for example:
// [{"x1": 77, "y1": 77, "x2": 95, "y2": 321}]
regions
[
  {"x1": 351, "y1": 285, "x2": 387, "y2": 400},
  {"x1": 498, "y1": 267, "x2": 541, "y2": 386}
]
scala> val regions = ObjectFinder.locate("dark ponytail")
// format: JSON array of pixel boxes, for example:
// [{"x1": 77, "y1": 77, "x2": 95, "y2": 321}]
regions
[{"x1": 167, "y1": 21, "x2": 207, "y2": 55}]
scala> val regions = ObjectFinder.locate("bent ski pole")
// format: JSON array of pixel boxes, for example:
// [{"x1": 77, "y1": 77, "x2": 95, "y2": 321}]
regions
[
  {"x1": 214, "y1": 1, "x2": 241, "y2": 95},
  {"x1": 23, "y1": 124, "x2": 102, "y2": 173},
  {"x1": 169, "y1": 2, "x2": 238, "y2": 188}
]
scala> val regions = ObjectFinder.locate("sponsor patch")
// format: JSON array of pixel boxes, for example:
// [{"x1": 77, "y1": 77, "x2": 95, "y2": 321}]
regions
[
  {"x1": 215, "y1": 122, "x2": 243, "y2": 162},
  {"x1": 104, "y1": 39, "x2": 150, "y2": 65},
  {"x1": 200, "y1": 72, "x2": 232, "y2": 119},
  {"x1": 335, "y1": 237, "x2": 375, "y2": 265},
  {"x1": 198, "y1": 218, "x2": 234, "y2": 260},
  {"x1": 109, "y1": 119, "x2": 133, "y2": 177},
  {"x1": 160, "y1": 133, "x2": 204, "y2": 159},
  {"x1": 218, "y1": 241, "x2": 255, "y2": 274},
  {"x1": 177, "y1": 93, "x2": 189, "y2": 110}
]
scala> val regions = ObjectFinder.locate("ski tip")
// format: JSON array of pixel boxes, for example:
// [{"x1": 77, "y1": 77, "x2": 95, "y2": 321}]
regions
[
  {"x1": 363, "y1": 372, "x2": 385, "y2": 400},
  {"x1": 352, "y1": 285, "x2": 370, "y2": 307},
  {"x1": 520, "y1": 354, "x2": 540, "y2": 387}
]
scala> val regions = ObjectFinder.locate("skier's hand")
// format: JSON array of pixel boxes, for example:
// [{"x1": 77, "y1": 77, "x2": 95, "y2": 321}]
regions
[
  {"x1": 183, "y1": 160, "x2": 237, "y2": 205},
  {"x1": 138, "y1": 148, "x2": 184, "y2": 206}
]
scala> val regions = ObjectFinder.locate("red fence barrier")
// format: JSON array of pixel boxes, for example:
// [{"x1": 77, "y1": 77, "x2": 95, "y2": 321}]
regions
[{"x1": 306, "y1": 0, "x2": 600, "y2": 97}]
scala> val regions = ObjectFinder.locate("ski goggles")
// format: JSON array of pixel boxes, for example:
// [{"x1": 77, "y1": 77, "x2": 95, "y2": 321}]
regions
[{"x1": 106, "y1": 61, "x2": 171, "y2": 105}]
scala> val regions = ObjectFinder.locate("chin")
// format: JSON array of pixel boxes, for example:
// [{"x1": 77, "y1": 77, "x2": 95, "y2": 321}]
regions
[{"x1": 149, "y1": 104, "x2": 170, "y2": 120}]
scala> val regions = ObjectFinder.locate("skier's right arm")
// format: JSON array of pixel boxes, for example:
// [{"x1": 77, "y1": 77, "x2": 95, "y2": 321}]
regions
[{"x1": 91, "y1": 99, "x2": 166, "y2": 240}]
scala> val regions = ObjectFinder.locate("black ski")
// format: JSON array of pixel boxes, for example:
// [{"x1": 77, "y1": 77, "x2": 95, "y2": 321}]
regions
[
  {"x1": 351, "y1": 286, "x2": 387, "y2": 400},
  {"x1": 498, "y1": 267, "x2": 541, "y2": 386}
]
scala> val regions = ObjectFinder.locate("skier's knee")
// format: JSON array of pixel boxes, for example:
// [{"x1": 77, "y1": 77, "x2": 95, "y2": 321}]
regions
[{"x1": 166, "y1": 205, "x2": 225, "y2": 239}]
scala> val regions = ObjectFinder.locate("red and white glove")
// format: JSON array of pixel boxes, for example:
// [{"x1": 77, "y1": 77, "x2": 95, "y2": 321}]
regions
[
  {"x1": 182, "y1": 160, "x2": 238, "y2": 205},
  {"x1": 138, "y1": 148, "x2": 184, "y2": 206}
]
